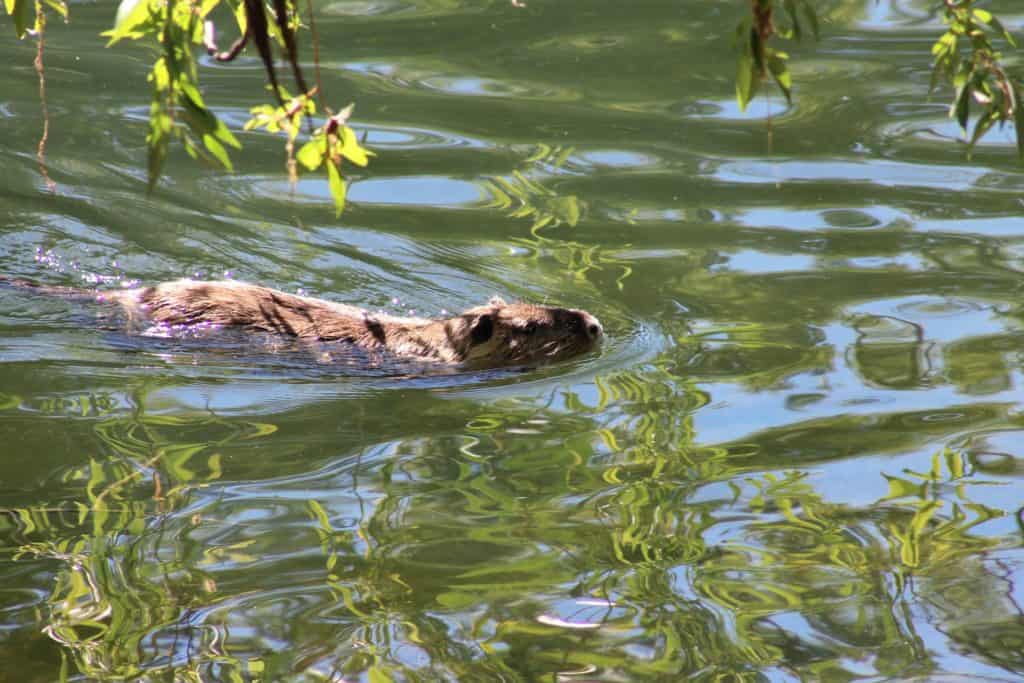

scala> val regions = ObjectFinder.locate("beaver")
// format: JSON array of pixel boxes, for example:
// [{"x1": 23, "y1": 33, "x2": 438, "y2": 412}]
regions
[{"x1": 4, "y1": 277, "x2": 603, "y2": 366}]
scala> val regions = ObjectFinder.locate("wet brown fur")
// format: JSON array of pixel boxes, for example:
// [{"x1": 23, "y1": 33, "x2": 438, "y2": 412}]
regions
[{"x1": 108, "y1": 279, "x2": 602, "y2": 366}]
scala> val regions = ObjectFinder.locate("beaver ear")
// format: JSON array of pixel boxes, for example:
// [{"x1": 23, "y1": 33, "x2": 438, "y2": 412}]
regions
[
  {"x1": 488, "y1": 296, "x2": 507, "y2": 308},
  {"x1": 470, "y1": 313, "x2": 494, "y2": 344}
]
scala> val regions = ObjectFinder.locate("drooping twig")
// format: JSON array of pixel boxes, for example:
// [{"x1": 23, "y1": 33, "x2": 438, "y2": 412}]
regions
[
  {"x1": 34, "y1": 5, "x2": 56, "y2": 193},
  {"x1": 203, "y1": 20, "x2": 251, "y2": 62},
  {"x1": 205, "y1": 0, "x2": 312, "y2": 105},
  {"x1": 271, "y1": 0, "x2": 308, "y2": 95},
  {"x1": 243, "y1": 0, "x2": 285, "y2": 106}
]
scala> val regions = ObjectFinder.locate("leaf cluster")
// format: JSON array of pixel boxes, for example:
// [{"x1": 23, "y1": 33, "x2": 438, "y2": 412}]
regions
[
  {"x1": 4, "y1": 0, "x2": 66, "y2": 38},
  {"x1": 5, "y1": 0, "x2": 372, "y2": 215},
  {"x1": 247, "y1": 95, "x2": 373, "y2": 217},
  {"x1": 931, "y1": 1, "x2": 1024, "y2": 157},
  {"x1": 108, "y1": 0, "x2": 242, "y2": 190},
  {"x1": 735, "y1": 0, "x2": 818, "y2": 112},
  {"x1": 733, "y1": 1, "x2": 1024, "y2": 160}
]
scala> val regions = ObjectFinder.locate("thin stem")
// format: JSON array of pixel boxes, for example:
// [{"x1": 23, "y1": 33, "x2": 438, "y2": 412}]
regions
[{"x1": 34, "y1": 4, "x2": 56, "y2": 193}]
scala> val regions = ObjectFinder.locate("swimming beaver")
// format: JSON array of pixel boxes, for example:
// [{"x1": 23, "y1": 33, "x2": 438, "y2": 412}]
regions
[{"x1": 5, "y1": 277, "x2": 603, "y2": 366}]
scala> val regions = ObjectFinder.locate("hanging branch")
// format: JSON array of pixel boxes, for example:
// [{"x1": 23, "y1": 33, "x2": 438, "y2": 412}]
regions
[
  {"x1": 34, "y1": 2, "x2": 56, "y2": 192},
  {"x1": 242, "y1": 0, "x2": 285, "y2": 106},
  {"x1": 17, "y1": 0, "x2": 374, "y2": 216},
  {"x1": 735, "y1": 0, "x2": 817, "y2": 112},
  {"x1": 271, "y1": 0, "x2": 308, "y2": 95},
  {"x1": 203, "y1": 20, "x2": 250, "y2": 62},
  {"x1": 931, "y1": 0, "x2": 1023, "y2": 158}
]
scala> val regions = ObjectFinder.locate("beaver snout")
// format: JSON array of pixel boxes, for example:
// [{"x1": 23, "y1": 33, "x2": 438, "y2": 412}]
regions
[{"x1": 580, "y1": 312, "x2": 603, "y2": 343}]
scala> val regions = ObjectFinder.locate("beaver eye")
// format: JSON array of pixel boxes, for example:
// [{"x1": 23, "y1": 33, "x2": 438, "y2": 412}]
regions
[{"x1": 522, "y1": 322, "x2": 538, "y2": 335}]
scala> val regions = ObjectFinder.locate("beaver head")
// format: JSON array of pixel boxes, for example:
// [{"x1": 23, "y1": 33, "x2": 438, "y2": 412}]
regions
[{"x1": 444, "y1": 296, "x2": 603, "y2": 366}]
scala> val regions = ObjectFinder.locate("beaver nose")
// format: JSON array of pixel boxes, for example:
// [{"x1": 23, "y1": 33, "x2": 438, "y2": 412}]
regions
[{"x1": 582, "y1": 314, "x2": 603, "y2": 341}]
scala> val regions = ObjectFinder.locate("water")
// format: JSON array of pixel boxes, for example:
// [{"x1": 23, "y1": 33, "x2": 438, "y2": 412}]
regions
[{"x1": 2, "y1": 1, "x2": 1024, "y2": 680}]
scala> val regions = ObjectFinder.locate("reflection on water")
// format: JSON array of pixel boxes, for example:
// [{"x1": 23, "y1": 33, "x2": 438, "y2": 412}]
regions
[{"x1": 2, "y1": 0, "x2": 1024, "y2": 680}]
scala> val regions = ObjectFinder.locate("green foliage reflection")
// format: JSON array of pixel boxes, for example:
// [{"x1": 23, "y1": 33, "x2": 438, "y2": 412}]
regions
[
  {"x1": 5, "y1": 367, "x2": 1022, "y2": 681},
  {"x1": 10, "y1": 399, "x2": 274, "y2": 681}
]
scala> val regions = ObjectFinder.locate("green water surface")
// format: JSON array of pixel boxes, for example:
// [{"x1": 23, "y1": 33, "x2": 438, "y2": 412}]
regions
[{"x1": 2, "y1": 1, "x2": 1024, "y2": 681}]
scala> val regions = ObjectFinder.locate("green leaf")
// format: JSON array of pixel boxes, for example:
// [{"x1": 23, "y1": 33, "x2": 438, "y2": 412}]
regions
[
  {"x1": 766, "y1": 50, "x2": 792, "y2": 103},
  {"x1": 106, "y1": 0, "x2": 154, "y2": 45},
  {"x1": 339, "y1": 127, "x2": 372, "y2": 167},
  {"x1": 750, "y1": 26, "x2": 764, "y2": 73},
  {"x1": 43, "y1": 0, "x2": 68, "y2": 20},
  {"x1": 249, "y1": 104, "x2": 275, "y2": 118},
  {"x1": 971, "y1": 8, "x2": 992, "y2": 24},
  {"x1": 968, "y1": 111, "x2": 996, "y2": 154},
  {"x1": 180, "y1": 93, "x2": 241, "y2": 156},
  {"x1": 326, "y1": 160, "x2": 347, "y2": 217},
  {"x1": 801, "y1": 0, "x2": 819, "y2": 40},
  {"x1": 736, "y1": 52, "x2": 758, "y2": 111},
  {"x1": 203, "y1": 133, "x2": 233, "y2": 170},
  {"x1": 179, "y1": 78, "x2": 206, "y2": 109},
  {"x1": 233, "y1": 0, "x2": 246, "y2": 34},
  {"x1": 190, "y1": 11, "x2": 204, "y2": 43},
  {"x1": 953, "y1": 82, "x2": 970, "y2": 132},
  {"x1": 987, "y1": 15, "x2": 1017, "y2": 48},
  {"x1": 149, "y1": 56, "x2": 170, "y2": 90},
  {"x1": 966, "y1": 119, "x2": 991, "y2": 158},
  {"x1": 783, "y1": 0, "x2": 800, "y2": 41},
  {"x1": 200, "y1": 113, "x2": 241, "y2": 149},
  {"x1": 296, "y1": 140, "x2": 324, "y2": 171},
  {"x1": 931, "y1": 31, "x2": 955, "y2": 58},
  {"x1": 147, "y1": 101, "x2": 171, "y2": 193},
  {"x1": 10, "y1": 0, "x2": 33, "y2": 38},
  {"x1": 216, "y1": 121, "x2": 241, "y2": 149},
  {"x1": 1014, "y1": 84, "x2": 1024, "y2": 159},
  {"x1": 197, "y1": 0, "x2": 218, "y2": 18}
]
